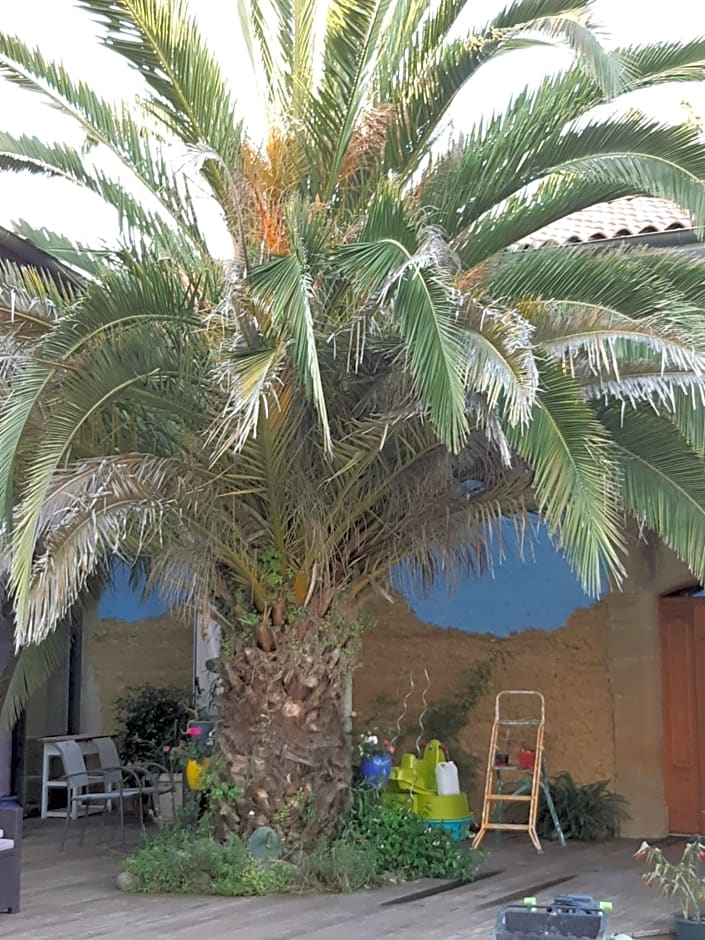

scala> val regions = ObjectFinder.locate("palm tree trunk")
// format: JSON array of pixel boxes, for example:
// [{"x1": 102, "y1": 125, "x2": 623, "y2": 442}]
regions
[{"x1": 215, "y1": 620, "x2": 356, "y2": 847}]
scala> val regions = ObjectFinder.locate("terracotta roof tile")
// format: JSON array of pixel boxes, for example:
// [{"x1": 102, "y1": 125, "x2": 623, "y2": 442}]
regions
[{"x1": 516, "y1": 196, "x2": 693, "y2": 248}]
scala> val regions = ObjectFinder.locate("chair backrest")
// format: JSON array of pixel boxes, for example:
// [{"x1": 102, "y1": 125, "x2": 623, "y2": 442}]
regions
[
  {"x1": 55, "y1": 741, "x2": 89, "y2": 790},
  {"x1": 93, "y1": 737, "x2": 122, "y2": 787}
]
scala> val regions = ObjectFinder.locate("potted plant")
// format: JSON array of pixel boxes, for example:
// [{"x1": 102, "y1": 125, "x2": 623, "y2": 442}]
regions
[
  {"x1": 635, "y1": 838, "x2": 705, "y2": 940},
  {"x1": 357, "y1": 732, "x2": 395, "y2": 787}
]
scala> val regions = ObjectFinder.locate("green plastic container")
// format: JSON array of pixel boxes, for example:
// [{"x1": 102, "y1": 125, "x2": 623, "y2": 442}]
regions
[
  {"x1": 381, "y1": 739, "x2": 472, "y2": 825},
  {"x1": 425, "y1": 816, "x2": 473, "y2": 842}
]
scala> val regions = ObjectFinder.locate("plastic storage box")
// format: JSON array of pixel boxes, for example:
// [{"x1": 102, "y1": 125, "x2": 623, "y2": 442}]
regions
[{"x1": 496, "y1": 895, "x2": 612, "y2": 940}]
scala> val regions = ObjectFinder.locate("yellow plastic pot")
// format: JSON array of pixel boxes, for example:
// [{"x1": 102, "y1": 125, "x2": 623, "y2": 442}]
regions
[{"x1": 185, "y1": 757, "x2": 211, "y2": 791}]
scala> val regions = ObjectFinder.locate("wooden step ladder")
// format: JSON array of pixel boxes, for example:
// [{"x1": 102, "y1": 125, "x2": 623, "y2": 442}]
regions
[{"x1": 472, "y1": 691, "x2": 563, "y2": 854}]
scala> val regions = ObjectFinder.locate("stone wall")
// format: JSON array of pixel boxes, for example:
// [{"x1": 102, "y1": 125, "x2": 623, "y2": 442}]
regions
[
  {"x1": 356, "y1": 537, "x2": 695, "y2": 840},
  {"x1": 355, "y1": 593, "x2": 616, "y2": 816},
  {"x1": 80, "y1": 600, "x2": 193, "y2": 736}
]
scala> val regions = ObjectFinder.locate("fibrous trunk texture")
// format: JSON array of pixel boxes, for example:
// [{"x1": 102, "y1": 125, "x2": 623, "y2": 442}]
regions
[{"x1": 215, "y1": 619, "x2": 356, "y2": 847}]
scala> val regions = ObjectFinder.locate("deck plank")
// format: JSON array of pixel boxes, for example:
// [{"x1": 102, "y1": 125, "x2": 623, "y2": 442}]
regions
[{"x1": 1, "y1": 818, "x2": 679, "y2": 939}]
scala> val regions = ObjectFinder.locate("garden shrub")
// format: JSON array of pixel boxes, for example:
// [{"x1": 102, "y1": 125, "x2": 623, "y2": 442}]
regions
[
  {"x1": 115, "y1": 684, "x2": 190, "y2": 764},
  {"x1": 124, "y1": 788, "x2": 483, "y2": 896},
  {"x1": 340, "y1": 789, "x2": 482, "y2": 882},
  {"x1": 125, "y1": 819, "x2": 296, "y2": 896},
  {"x1": 536, "y1": 772, "x2": 629, "y2": 841},
  {"x1": 300, "y1": 838, "x2": 383, "y2": 892}
]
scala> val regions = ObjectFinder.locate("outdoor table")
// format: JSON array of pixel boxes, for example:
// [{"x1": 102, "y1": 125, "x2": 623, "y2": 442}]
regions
[{"x1": 38, "y1": 734, "x2": 104, "y2": 819}]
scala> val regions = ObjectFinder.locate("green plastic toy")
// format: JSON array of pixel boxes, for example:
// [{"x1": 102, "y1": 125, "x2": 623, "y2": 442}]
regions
[{"x1": 381, "y1": 739, "x2": 472, "y2": 838}]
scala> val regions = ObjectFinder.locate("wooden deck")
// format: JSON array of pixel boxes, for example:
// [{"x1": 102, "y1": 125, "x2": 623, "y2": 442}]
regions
[{"x1": 3, "y1": 818, "x2": 680, "y2": 939}]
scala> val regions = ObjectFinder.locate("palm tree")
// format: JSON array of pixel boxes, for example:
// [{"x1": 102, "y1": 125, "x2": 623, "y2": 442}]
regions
[{"x1": 3, "y1": 0, "x2": 705, "y2": 842}]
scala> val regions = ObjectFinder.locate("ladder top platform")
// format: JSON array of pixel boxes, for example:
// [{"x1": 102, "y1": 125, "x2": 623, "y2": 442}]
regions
[{"x1": 496, "y1": 718, "x2": 542, "y2": 726}]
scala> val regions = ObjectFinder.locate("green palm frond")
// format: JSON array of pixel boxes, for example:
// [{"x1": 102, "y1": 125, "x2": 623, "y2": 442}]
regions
[
  {"x1": 11, "y1": 220, "x2": 110, "y2": 278},
  {"x1": 0, "y1": 132, "x2": 188, "y2": 251},
  {"x1": 507, "y1": 360, "x2": 624, "y2": 594},
  {"x1": 249, "y1": 251, "x2": 330, "y2": 450},
  {"x1": 380, "y1": 0, "x2": 613, "y2": 178},
  {"x1": 602, "y1": 407, "x2": 705, "y2": 583},
  {"x1": 0, "y1": 618, "x2": 72, "y2": 731},
  {"x1": 336, "y1": 224, "x2": 469, "y2": 450},
  {"x1": 76, "y1": 0, "x2": 239, "y2": 160},
  {"x1": 671, "y1": 392, "x2": 705, "y2": 457},
  {"x1": 618, "y1": 38, "x2": 705, "y2": 87},
  {"x1": 432, "y1": 105, "x2": 705, "y2": 244},
  {"x1": 486, "y1": 247, "x2": 705, "y2": 330},
  {"x1": 312, "y1": 0, "x2": 393, "y2": 199},
  {"x1": 0, "y1": 33, "x2": 207, "y2": 249}
]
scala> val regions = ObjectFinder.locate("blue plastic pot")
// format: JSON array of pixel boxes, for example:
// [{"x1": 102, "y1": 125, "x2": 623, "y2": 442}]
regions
[
  {"x1": 675, "y1": 916, "x2": 705, "y2": 940},
  {"x1": 360, "y1": 753, "x2": 392, "y2": 787}
]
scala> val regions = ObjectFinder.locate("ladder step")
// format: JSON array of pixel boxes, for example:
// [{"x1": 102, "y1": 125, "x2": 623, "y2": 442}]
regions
[
  {"x1": 487, "y1": 794, "x2": 532, "y2": 802},
  {"x1": 483, "y1": 823, "x2": 533, "y2": 831}
]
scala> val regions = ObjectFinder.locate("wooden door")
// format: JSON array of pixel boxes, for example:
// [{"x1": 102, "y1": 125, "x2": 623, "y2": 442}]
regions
[{"x1": 660, "y1": 597, "x2": 705, "y2": 834}]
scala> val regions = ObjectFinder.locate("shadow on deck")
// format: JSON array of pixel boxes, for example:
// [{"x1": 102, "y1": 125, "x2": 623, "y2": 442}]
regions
[{"x1": 3, "y1": 818, "x2": 679, "y2": 940}]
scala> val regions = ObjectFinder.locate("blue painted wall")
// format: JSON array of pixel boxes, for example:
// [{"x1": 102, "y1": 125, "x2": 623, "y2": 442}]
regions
[
  {"x1": 393, "y1": 521, "x2": 597, "y2": 636},
  {"x1": 96, "y1": 562, "x2": 171, "y2": 622},
  {"x1": 98, "y1": 529, "x2": 594, "y2": 637}
]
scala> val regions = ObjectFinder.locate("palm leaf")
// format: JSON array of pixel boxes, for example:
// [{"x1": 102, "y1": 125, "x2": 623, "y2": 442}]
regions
[
  {"x1": 507, "y1": 360, "x2": 624, "y2": 594},
  {"x1": 0, "y1": 618, "x2": 72, "y2": 730},
  {"x1": 0, "y1": 132, "x2": 185, "y2": 249},
  {"x1": 76, "y1": 0, "x2": 239, "y2": 160},
  {"x1": 312, "y1": 0, "x2": 393, "y2": 199},
  {"x1": 618, "y1": 38, "x2": 705, "y2": 87},
  {"x1": 11, "y1": 220, "x2": 109, "y2": 278},
  {"x1": 249, "y1": 249, "x2": 330, "y2": 450},
  {"x1": 602, "y1": 407, "x2": 705, "y2": 583},
  {"x1": 0, "y1": 32, "x2": 206, "y2": 249}
]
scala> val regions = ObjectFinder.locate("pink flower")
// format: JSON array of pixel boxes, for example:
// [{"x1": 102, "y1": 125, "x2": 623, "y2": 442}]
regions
[
  {"x1": 186, "y1": 727, "x2": 202, "y2": 737},
  {"x1": 163, "y1": 745, "x2": 171, "y2": 753}
]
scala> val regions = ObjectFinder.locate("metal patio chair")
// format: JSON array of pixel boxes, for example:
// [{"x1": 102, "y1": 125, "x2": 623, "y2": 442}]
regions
[
  {"x1": 93, "y1": 736, "x2": 177, "y2": 824},
  {"x1": 55, "y1": 740, "x2": 144, "y2": 851}
]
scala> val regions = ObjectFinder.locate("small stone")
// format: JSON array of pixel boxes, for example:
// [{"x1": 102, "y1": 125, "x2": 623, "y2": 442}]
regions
[{"x1": 116, "y1": 871, "x2": 140, "y2": 892}]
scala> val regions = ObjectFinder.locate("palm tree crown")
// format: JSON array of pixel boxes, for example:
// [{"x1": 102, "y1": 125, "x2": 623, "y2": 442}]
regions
[{"x1": 0, "y1": 0, "x2": 705, "y2": 667}]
